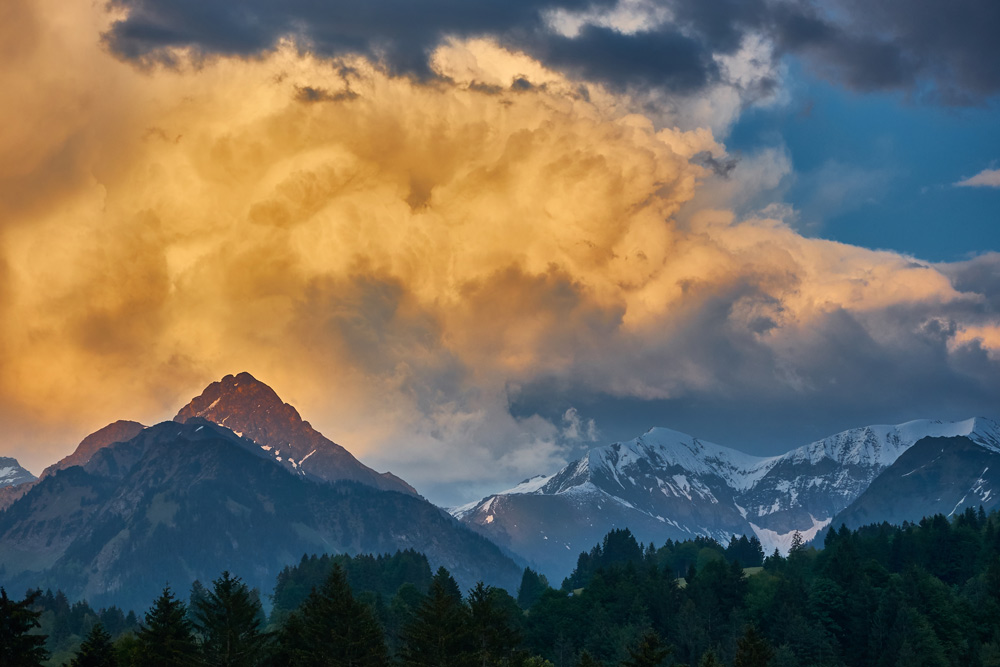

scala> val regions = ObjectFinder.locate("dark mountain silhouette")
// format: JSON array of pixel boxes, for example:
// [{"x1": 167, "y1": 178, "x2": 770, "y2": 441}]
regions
[{"x1": 0, "y1": 419, "x2": 521, "y2": 612}]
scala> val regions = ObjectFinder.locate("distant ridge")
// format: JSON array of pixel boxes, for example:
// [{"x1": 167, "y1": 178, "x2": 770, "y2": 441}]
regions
[
  {"x1": 0, "y1": 421, "x2": 146, "y2": 511},
  {"x1": 41, "y1": 420, "x2": 147, "y2": 477},
  {"x1": 0, "y1": 457, "x2": 35, "y2": 489},
  {"x1": 453, "y1": 417, "x2": 1000, "y2": 579}
]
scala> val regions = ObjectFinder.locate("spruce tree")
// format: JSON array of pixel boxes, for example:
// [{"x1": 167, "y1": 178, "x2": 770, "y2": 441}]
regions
[
  {"x1": 468, "y1": 582, "x2": 521, "y2": 667},
  {"x1": 622, "y1": 629, "x2": 671, "y2": 667},
  {"x1": 71, "y1": 622, "x2": 117, "y2": 667},
  {"x1": 0, "y1": 588, "x2": 48, "y2": 666},
  {"x1": 697, "y1": 648, "x2": 723, "y2": 667},
  {"x1": 137, "y1": 586, "x2": 199, "y2": 666},
  {"x1": 789, "y1": 531, "x2": 805, "y2": 554},
  {"x1": 733, "y1": 625, "x2": 774, "y2": 667},
  {"x1": 192, "y1": 571, "x2": 269, "y2": 666},
  {"x1": 113, "y1": 633, "x2": 142, "y2": 667},
  {"x1": 187, "y1": 580, "x2": 209, "y2": 626},
  {"x1": 275, "y1": 563, "x2": 388, "y2": 666},
  {"x1": 401, "y1": 567, "x2": 473, "y2": 667},
  {"x1": 516, "y1": 568, "x2": 548, "y2": 609}
]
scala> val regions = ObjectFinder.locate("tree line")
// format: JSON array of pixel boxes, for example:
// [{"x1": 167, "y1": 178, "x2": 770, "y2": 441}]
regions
[{"x1": 3, "y1": 506, "x2": 1000, "y2": 666}]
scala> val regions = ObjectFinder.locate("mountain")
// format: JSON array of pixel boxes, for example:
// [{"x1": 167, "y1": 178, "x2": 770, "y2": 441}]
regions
[
  {"x1": 739, "y1": 417, "x2": 1000, "y2": 552},
  {"x1": 453, "y1": 418, "x2": 1000, "y2": 579},
  {"x1": 0, "y1": 419, "x2": 521, "y2": 612},
  {"x1": 174, "y1": 372, "x2": 414, "y2": 495},
  {"x1": 0, "y1": 420, "x2": 146, "y2": 512},
  {"x1": 452, "y1": 427, "x2": 775, "y2": 579},
  {"x1": 830, "y1": 434, "x2": 1000, "y2": 530},
  {"x1": 40, "y1": 420, "x2": 147, "y2": 477},
  {"x1": 0, "y1": 457, "x2": 35, "y2": 489},
  {"x1": 0, "y1": 457, "x2": 38, "y2": 512}
]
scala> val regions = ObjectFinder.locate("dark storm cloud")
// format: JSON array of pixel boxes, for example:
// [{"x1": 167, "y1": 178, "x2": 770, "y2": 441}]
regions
[
  {"x1": 768, "y1": 0, "x2": 1000, "y2": 103},
  {"x1": 940, "y1": 254, "x2": 1000, "y2": 311},
  {"x1": 535, "y1": 25, "x2": 717, "y2": 92},
  {"x1": 511, "y1": 295, "x2": 1000, "y2": 458},
  {"x1": 103, "y1": 0, "x2": 1000, "y2": 103},
  {"x1": 104, "y1": 0, "x2": 612, "y2": 77},
  {"x1": 102, "y1": 0, "x2": 745, "y2": 92}
]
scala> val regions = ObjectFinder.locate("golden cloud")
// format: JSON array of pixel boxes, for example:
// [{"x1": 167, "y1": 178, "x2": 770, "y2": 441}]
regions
[{"x1": 0, "y1": 0, "x2": 996, "y2": 502}]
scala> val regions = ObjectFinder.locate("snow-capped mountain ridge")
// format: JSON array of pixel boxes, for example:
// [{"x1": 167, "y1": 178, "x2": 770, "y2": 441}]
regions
[
  {"x1": 781, "y1": 417, "x2": 1000, "y2": 467},
  {"x1": 532, "y1": 417, "x2": 1000, "y2": 506},
  {"x1": 452, "y1": 416, "x2": 1000, "y2": 576},
  {"x1": 554, "y1": 427, "x2": 780, "y2": 494}
]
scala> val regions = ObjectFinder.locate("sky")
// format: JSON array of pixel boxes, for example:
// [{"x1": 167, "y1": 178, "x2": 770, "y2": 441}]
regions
[{"x1": 1, "y1": 0, "x2": 998, "y2": 506}]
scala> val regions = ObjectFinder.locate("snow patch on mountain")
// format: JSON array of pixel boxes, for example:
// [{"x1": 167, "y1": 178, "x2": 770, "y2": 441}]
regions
[
  {"x1": 506, "y1": 474, "x2": 555, "y2": 495},
  {"x1": 750, "y1": 515, "x2": 832, "y2": 556}
]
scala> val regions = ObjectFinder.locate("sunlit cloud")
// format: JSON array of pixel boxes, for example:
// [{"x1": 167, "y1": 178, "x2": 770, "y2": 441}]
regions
[
  {"x1": 0, "y1": 0, "x2": 998, "y2": 505},
  {"x1": 956, "y1": 168, "x2": 1000, "y2": 188}
]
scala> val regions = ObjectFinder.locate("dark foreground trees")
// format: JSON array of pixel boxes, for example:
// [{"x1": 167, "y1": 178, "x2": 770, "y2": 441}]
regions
[
  {"x1": 191, "y1": 571, "x2": 269, "y2": 667},
  {"x1": 70, "y1": 623, "x2": 116, "y2": 667},
  {"x1": 136, "y1": 586, "x2": 199, "y2": 666},
  {"x1": 400, "y1": 567, "x2": 473, "y2": 667},
  {"x1": 0, "y1": 588, "x2": 48, "y2": 666},
  {"x1": 24, "y1": 508, "x2": 1000, "y2": 667},
  {"x1": 274, "y1": 563, "x2": 389, "y2": 666}
]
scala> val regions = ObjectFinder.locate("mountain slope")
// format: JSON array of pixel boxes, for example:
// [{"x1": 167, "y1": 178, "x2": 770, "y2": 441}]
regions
[
  {"x1": 0, "y1": 420, "x2": 521, "y2": 611},
  {"x1": 174, "y1": 372, "x2": 414, "y2": 494},
  {"x1": 454, "y1": 418, "x2": 1000, "y2": 579},
  {"x1": 830, "y1": 434, "x2": 1000, "y2": 530}
]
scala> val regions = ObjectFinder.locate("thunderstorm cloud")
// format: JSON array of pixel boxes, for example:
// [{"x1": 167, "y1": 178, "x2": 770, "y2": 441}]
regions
[{"x1": 1, "y1": 0, "x2": 999, "y2": 504}]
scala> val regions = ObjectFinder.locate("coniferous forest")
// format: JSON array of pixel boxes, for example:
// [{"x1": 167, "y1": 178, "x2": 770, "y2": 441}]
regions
[{"x1": 4, "y1": 508, "x2": 1000, "y2": 667}]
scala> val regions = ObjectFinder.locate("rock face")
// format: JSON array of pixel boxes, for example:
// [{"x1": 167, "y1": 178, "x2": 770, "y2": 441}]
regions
[
  {"x1": 831, "y1": 435, "x2": 1000, "y2": 530},
  {"x1": 174, "y1": 372, "x2": 415, "y2": 495},
  {"x1": 454, "y1": 418, "x2": 1000, "y2": 580},
  {"x1": 0, "y1": 420, "x2": 521, "y2": 612}
]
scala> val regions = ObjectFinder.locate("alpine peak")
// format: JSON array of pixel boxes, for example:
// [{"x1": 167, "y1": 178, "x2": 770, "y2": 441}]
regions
[{"x1": 174, "y1": 373, "x2": 416, "y2": 495}]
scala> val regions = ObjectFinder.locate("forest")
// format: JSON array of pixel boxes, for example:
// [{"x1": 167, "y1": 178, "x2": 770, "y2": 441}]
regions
[{"x1": 3, "y1": 506, "x2": 1000, "y2": 667}]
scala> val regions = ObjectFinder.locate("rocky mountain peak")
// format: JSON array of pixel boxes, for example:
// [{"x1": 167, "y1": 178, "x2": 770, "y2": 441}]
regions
[
  {"x1": 174, "y1": 372, "x2": 416, "y2": 495},
  {"x1": 174, "y1": 372, "x2": 304, "y2": 441}
]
